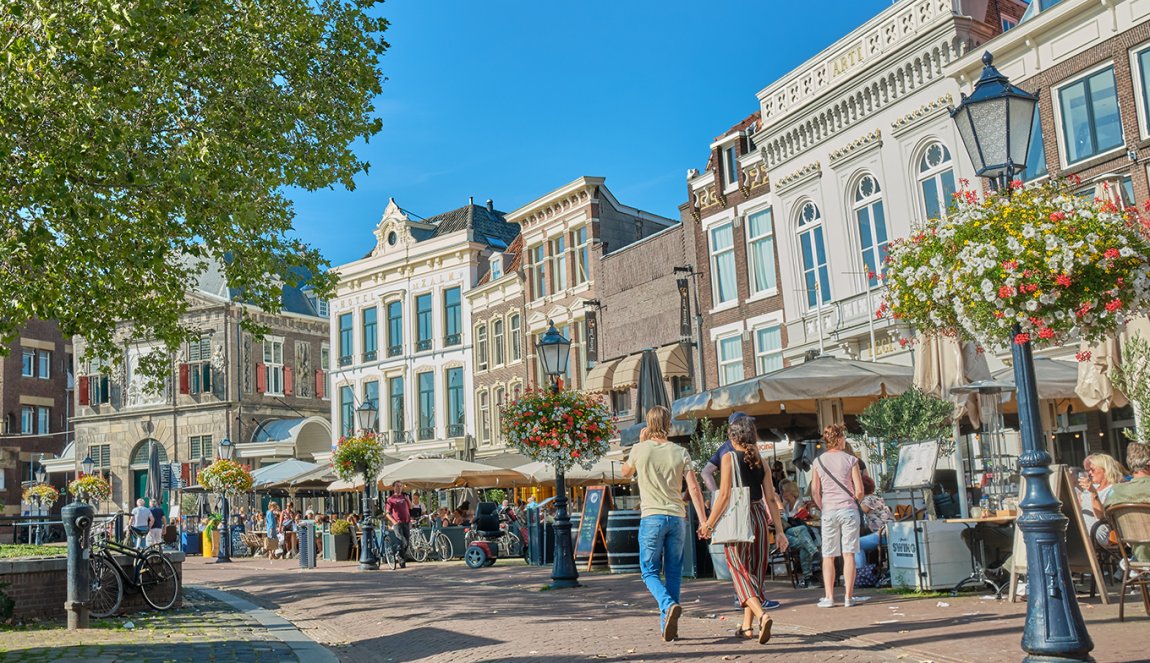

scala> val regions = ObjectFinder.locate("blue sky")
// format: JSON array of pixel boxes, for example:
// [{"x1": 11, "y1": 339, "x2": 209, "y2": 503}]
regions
[{"x1": 289, "y1": 0, "x2": 894, "y2": 267}]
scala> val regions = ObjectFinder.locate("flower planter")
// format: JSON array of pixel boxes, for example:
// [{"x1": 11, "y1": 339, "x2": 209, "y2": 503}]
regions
[{"x1": 332, "y1": 533, "x2": 352, "y2": 561}]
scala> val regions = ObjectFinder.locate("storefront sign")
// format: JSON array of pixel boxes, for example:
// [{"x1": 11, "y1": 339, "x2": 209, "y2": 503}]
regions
[
  {"x1": 677, "y1": 278, "x2": 691, "y2": 339},
  {"x1": 585, "y1": 311, "x2": 599, "y2": 364}
]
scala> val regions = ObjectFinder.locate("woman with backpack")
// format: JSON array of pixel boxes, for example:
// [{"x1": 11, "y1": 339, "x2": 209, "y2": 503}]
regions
[{"x1": 810, "y1": 423, "x2": 865, "y2": 608}]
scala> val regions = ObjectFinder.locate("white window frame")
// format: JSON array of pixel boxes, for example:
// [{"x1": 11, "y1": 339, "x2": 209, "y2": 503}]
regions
[
  {"x1": 188, "y1": 336, "x2": 213, "y2": 395},
  {"x1": 796, "y1": 201, "x2": 831, "y2": 310},
  {"x1": 745, "y1": 208, "x2": 777, "y2": 298},
  {"x1": 917, "y1": 141, "x2": 956, "y2": 221},
  {"x1": 1133, "y1": 42, "x2": 1150, "y2": 140},
  {"x1": 509, "y1": 314, "x2": 522, "y2": 362},
  {"x1": 722, "y1": 145, "x2": 739, "y2": 191},
  {"x1": 37, "y1": 350, "x2": 51, "y2": 380},
  {"x1": 263, "y1": 337, "x2": 285, "y2": 396},
  {"x1": 475, "y1": 324, "x2": 489, "y2": 371},
  {"x1": 320, "y1": 344, "x2": 330, "y2": 400},
  {"x1": 20, "y1": 406, "x2": 34, "y2": 434},
  {"x1": 492, "y1": 319, "x2": 505, "y2": 367},
  {"x1": 478, "y1": 390, "x2": 491, "y2": 445},
  {"x1": 490, "y1": 254, "x2": 503, "y2": 281},
  {"x1": 550, "y1": 236, "x2": 568, "y2": 293},
  {"x1": 529, "y1": 244, "x2": 547, "y2": 300},
  {"x1": 709, "y1": 221, "x2": 738, "y2": 308},
  {"x1": 573, "y1": 226, "x2": 591, "y2": 285},
  {"x1": 1053, "y1": 62, "x2": 1124, "y2": 168},
  {"x1": 21, "y1": 350, "x2": 34, "y2": 377},
  {"x1": 853, "y1": 173, "x2": 888, "y2": 289},
  {"x1": 717, "y1": 334, "x2": 744, "y2": 386},
  {"x1": 753, "y1": 324, "x2": 784, "y2": 376}
]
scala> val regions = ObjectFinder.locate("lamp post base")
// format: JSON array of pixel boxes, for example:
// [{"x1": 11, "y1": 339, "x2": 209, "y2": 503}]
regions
[
  {"x1": 550, "y1": 469, "x2": 581, "y2": 589},
  {"x1": 357, "y1": 520, "x2": 379, "y2": 571},
  {"x1": 216, "y1": 496, "x2": 231, "y2": 563}
]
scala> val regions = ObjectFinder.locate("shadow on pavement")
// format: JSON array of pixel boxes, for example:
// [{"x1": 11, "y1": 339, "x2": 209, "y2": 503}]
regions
[{"x1": 350, "y1": 627, "x2": 503, "y2": 662}]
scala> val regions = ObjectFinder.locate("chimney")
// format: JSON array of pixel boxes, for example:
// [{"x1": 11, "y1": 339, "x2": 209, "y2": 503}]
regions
[
  {"x1": 486, "y1": 199, "x2": 494, "y2": 212},
  {"x1": 468, "y1": 196, "x2": 474, "y2": 206}
]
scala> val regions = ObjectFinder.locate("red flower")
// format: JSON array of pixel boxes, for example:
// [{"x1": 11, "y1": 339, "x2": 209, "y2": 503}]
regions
[
  {"x1": 1001, "y1": 260, "x2": 1018, "y2": 271},
  {"x1": 1104, "y1": 248, "x2": 1120, "y2": 259},
  {"x1": 1055, "y1": 274, "x2": 1072, "y2": 287},
  {"x1": 998, "y1": 285, "x2": 1015, "y2": 299},
  {"x1": 1076, "y1": 350, "x2": 1093, "y2": 362},
  {"x1": 1014, "y1": 332, "x2": 1031, "y2": 345},
  {"x1": 1038, "y1": 328, "x2": 1055, "y2": 339},
  {"x1": 1105, "y1": 298, "x2": 1123, "y2": 312},
  {"x1": 1050, "y1": 211, "x2": 1066, "y2": 222},
  {"x1": 994, "y1": 311, "x2": 1005, "y2": 319}
]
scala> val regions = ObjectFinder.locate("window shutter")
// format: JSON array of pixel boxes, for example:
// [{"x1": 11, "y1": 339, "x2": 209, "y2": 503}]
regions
[
  {"x1": 178, "y1": 364, "x2": 190, "y2": 395},
  {"x1": 315, "y1": 369, "x2": 325, "y2": 400},
  {"x1": 284, "y1": 366, "x2": 294, "y2": 397},
  {"x1": 256, "y1": 363, "x2": 267, "y2": 393},
  {"x1": 78, "y1": 376, "x2": 90, "y2": 406}
]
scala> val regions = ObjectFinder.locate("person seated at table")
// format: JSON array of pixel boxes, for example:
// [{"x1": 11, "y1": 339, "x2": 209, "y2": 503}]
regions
[
  {"x1": 1079, "y1": 453, "x2": 1128, "y2": 547},
  {"x1": 1105, "y1": 441, "x2": 1150, "y2": 562},
  {"x1": 960, "y1": 504, "x2": 1015, "y2": 576},
  {"x1": 450, "y1": 508, "x2": 467, "y2": 526},
  {"x1": 779, "y1": 480, "x2": 821, "y2": 588},
  {"x1": 855, "y1": 475, "x2": 895, "y2": 569}
]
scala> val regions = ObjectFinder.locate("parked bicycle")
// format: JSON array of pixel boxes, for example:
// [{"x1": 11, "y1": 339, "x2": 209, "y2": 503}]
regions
[
  {"x1": 88, "y1": 535, "x2": 179, "y2": 617},
  {"x1": 408, "y1": 516, "x2": 453, "y2": 562}
]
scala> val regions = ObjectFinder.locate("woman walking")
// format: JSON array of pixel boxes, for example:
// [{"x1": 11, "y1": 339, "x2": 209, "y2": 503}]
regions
[
  {"x1": 810, "y1": 423, "x2": 865, "y2": 607},
  {"x1": 700, "y1": 416, "x2": 788, "y2": 644}
]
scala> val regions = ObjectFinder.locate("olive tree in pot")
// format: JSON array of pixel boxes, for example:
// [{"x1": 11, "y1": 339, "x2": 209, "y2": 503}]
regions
[
  {"x1": 855, "y1": 387, "x2": 953, "y2": 491},
  {"x1": 1113, "y1": 333, "x2": 1150, "y2": 445}
]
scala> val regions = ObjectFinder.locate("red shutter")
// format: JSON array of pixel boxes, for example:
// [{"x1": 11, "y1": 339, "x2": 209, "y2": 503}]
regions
[
  {"x1": 256, "y1": 363, "x2": 267, "y2": 393},
  {"x1": 315, "y1": 369, "x2": 325, "y2": 399},
  {"x1": 178, "y1": 364, "x2": 190, "y2": 395},
  {"x1": 284, "y1": 366, "x2": 294, "y2": 396},
  {"x1": 78, "y1": 376, "x2": 90, "y2": 406}
]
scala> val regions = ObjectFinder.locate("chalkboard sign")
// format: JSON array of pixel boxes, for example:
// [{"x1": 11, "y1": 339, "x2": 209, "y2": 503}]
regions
[
  {"x1": 575, "y1": 486, "x2": 610, "y2": 562},
  {"x1": 892, "y1": 441, "x2": 940, "y2": 491}
]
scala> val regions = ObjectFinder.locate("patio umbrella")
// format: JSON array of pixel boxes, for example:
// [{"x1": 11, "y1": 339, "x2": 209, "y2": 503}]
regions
[
  {"x1": 144, "y1": 440, "x2": 163, "y2": 503},
  {"x1": 913, "y1": 333, "x2": 992, "y2": 427},
  {"x1": 376, "y1": 457, "x2": 526, "y2": 490},
  {"x1": 512, "y1": 458, "x2": 630, "y2": 486},
  {"x1": 992, "y1": 358, "x2": 1088, "y2": 413},
  {"x1": 620, "y1": 347, "x2": 695, "y2": 445},
  {"x1": 1075, "y1": 336, "x2": 1127, "y2": 412}
]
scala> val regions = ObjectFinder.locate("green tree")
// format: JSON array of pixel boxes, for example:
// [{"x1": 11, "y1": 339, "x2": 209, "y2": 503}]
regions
[
  {"x1": 856, "y1": 388, "x2": 953, "y2": 487},
  {"x1": 0, "y1": 1, "x2": 389, "y2": 379},
  {"x1": 1113, "y1": 334, "x2": 1150, "y2": 444},
  {"x1": 685, "y1": 417, "x2": 726, "y2": 476}
]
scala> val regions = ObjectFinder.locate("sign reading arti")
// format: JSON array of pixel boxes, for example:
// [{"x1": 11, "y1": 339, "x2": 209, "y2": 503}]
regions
[{"x1": 831, "y1": 44, "x2": 865, "y2": 78}]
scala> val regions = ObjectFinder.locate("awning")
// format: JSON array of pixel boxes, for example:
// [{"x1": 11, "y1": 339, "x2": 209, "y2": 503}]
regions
[
  {"x1": 42, "y1": 442, "x2": 75, "y2": 475},
  {"x1": 475, "y1": 451, "x2": 533, "y2": 469},
  {"x1": 584, "y1": 358, "x2": 621, "y2": 393},
  {"x1": 250, "y1": 459, "x2": 324, "y2": 489},
  {"x1": 244, "y1": 417, "x2": 333, "y2": 461},
  {"x1": 618, "y1": 419, "x2": 697, "y2": 445},
  {"x1": 612, "y1": 352, "x2": 643, "y2": 391},
  {"x1": 656, "y1": 343, "x2": 691, "y2": 379}
]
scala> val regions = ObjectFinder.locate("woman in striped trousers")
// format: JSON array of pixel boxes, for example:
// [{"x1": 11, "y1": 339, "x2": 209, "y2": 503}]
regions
[{"x1": 700, "y1": 417, "x2": 788, "y2": 644}]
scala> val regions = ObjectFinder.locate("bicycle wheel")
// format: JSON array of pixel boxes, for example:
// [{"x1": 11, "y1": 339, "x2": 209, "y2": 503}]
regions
[
  {"x1": 433, "y1": 532, "x2": 453, "y2": 561},
  {"x1": 88, "y1": 556, "x2": 123, "y2": 618},
  {"x1": 138, "y1": 552, "x2": 179, "y2": 610},
  {"x1": 410, "y1": 533, "x2": 430, "y2": 563},
  {"x1": 384, "y1": 537, "x2": 400, "y2": 570}
]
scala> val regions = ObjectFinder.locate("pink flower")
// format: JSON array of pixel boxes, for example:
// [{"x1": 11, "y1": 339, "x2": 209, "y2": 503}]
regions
[
  {"x1": 1050, "y1": 211, "x2": 1066, "y2": 222},
  {"x1": 1104, "y1": 248, "x2": 1120, "y2": 259},
  {"x1": 1001, "y1": 260, "x2": 1018, "y2": 271},
  {"x1": 1076, "y1": 350, "x2": 1093, "y2": 362},
  {"x1": 998, "y1": 285, "x2": 1015, "y2": 299},
  {"x1": 1055, "y1": 274, "x2": 1072, "y2": 287},
  {"x1": 1014, "y1": 332, "x2": 1031, "y2": 345},
  {"x1": 1105, "y1": 298, "x2": 1123, "y2": 312}
]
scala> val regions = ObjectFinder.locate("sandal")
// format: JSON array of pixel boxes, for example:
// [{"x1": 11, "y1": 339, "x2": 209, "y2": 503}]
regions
[
  {"x1": 758, "y1": 613, "x2": 773, "y2": 644},
  {"x1": 734, "y1": 626, "x2": 754, "y2": 639}
]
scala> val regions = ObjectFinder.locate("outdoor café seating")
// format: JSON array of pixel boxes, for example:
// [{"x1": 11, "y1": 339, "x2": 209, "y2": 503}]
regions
[{"x1": 1106, "y1": 502, "x2": 1150, "y2": 621}]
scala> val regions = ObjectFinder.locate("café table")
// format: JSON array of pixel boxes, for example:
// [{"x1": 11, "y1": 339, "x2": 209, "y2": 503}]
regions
[{"x1": 944, "y1": 515, "x2": 1017, "y2": 599}]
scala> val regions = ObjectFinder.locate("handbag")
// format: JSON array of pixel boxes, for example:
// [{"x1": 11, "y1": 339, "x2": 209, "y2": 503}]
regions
[
  {"x1": 712, "y1": 452, "x2": 755, "y2": 544},
  {"x1": 816, "y1": 457, "x2": 867, "y2": 530}
]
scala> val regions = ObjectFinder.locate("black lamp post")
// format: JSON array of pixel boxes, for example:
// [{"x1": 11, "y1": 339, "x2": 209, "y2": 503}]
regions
[
  {"x1": 81, "y1": 453, "x2": 95, "y2": 478},
  {"x1": 537, "y1": 321, "x2": 579, "y2": 589},
  {"x1": 216, "y1": 438, "x2": 235, "y2": 563},
  {"x1": 34, "y1": 455, "x2": 47, "y2": 545},
  {"x1": 356, "y1": 399, "x2": 379, "y2": 571},
  {"x1": 951, "y1": 52, "x2": 1093, "y2": 661}
]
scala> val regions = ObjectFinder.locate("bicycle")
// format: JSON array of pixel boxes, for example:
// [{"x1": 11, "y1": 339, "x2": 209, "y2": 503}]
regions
[
  {"x1": 88, "y1": 537, "x2": 180, "y2": 617},
  {"x1": 376, "y1": 521, "x2": 400, "y2": 570},
  {"x1": 409, "y1": 517, "x2": 453, "y2": 562}
]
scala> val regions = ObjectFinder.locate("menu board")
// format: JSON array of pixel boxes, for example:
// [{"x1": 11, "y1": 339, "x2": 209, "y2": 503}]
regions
[
  {"x1": 574, "y1": 486, "x2": 610, "y2": 559},
  {"x1": 892, "y1": 441, "x2": 940, "y2": 490}
]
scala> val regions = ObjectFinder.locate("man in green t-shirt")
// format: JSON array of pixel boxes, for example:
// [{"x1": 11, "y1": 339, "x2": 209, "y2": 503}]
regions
[
  {"x1": 622, "y1": 406, "x2": 707, "y2": 642},
  {"x1": 1105, "y1": 442, "x2": 1150, "y2": 562}
]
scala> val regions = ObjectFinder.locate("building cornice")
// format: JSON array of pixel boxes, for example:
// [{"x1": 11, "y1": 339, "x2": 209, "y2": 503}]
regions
[
  {"x1": 828, "y1": 129, "x2": 883, "y2": 168},
  {"x1": 774, "y1": 161, "x2": 823, "y2": 194},
  {"x1": 890, "y1": 94, "x2": 954, "y2": 137}
]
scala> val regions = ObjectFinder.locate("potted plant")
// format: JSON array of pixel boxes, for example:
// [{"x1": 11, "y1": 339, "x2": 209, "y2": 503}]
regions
[
  {"x1": 855, "y1": 387, "x2": 954, "y2": 490},
  {"x1": 329, "y1": 519, "x2": 353, "y2": 561},
  {"x1": 68, "y1": 474, "x2": 111, "y2": 505},
  {"x1": 1113, "y1": 333, "x2": 1150, "y2": 444}
]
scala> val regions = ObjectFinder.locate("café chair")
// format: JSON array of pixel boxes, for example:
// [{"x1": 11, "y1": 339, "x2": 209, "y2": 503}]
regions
[{"x1": 1106, "y1": 503, "x2": 1150, "y2": 621}]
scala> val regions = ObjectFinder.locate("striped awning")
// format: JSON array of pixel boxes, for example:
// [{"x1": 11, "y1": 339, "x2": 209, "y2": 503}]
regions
[
  {"x1": 584, "y1": 358, "x2": 621, "y2": 393},
  {"x1": 611, "y1": 352, "x2": 643, "y2": 391},
  {"x1": 656, "y1": 343, "x2": 691, "y2": 379}
]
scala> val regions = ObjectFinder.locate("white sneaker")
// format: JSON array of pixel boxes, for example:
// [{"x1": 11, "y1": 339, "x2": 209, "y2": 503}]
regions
[
  {"x1": 843, "y1": 597, "x2": 854, "y2": 608},
  {"x1": 817, "y1": 598, "x2": 834, "y2": 608}
]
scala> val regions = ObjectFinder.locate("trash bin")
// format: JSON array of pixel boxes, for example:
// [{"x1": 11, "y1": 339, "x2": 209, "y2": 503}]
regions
[
  {"x1": 298, "y1": 520, "x2": 317, "y2": 569},
  {"x1": 526, "y1": 506, "x2": 543, "y2": 566}
]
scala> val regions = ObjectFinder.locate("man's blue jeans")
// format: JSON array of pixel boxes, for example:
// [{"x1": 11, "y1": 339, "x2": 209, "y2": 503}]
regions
[{"x1": 638, "y1": 514, "x2": 685, "y2": 628}]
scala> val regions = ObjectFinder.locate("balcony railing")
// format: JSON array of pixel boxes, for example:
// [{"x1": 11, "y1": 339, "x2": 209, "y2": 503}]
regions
[
  {"x1": 418, "y1": 426, "x2": 435, "y2": 441},
  {"x1": 416, "y1": 339, "x2": 432, "y2": 352},
  {"x1": 443, "y1": 333, "x2": 461, "y2": 347},
  {"x1": 388, "y1": 344, "x2": 403, "y2": 358},
  {"x1": 389, "y1": 429, "x2": 409, "y2": 444},
  {"x1": 338, "y1": 355, "x2": 352, "y2": 367},
  {"x1": 446, "y1": 424, "x2": 464, "y2": 438},
  {"x1": 362, "y1": 350, "x2": 377, "y2": 363}
]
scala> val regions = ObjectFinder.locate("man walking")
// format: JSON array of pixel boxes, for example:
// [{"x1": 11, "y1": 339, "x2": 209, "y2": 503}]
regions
[
  {"x1": 128, "y1": 499, "x2": 153, "y2": 549},
  {"x1": 385, "y1": 481, "x2": 413, "y2": 568},
  {"x1": 146, "y1": 499, "x2": 166, "y2": 548},
  {"x1": 622, "y1": 405, "x2": 708, "y2": 642}
]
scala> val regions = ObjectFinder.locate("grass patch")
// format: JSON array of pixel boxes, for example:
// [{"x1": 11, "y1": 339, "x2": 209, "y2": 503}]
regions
[{"x1": 0, "y1": 545, "x2": 66, "y2": 559}]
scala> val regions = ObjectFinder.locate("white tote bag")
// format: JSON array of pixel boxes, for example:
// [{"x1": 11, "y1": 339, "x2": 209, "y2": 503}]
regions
[{"x1": 711, "y1": 452, "x2": 755, "y2": 544}]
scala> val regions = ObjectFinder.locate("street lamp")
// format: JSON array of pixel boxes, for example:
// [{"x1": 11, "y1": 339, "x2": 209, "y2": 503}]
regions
[
  {"x1": 537, "y1": 321, "x2": 579, "y2": 589},
  {"x1": 35, "y1": 455, "x2": 47, "y2": 484},
  {"x1": 216, "y1": 438, "x2": 235, "y2": 563},
  {"x1": 81, "y1": 453, "x2": 95, "y2": 477},
  {"x1": 356, "y1": 399, "x2": 379, "y2": 571},
  {"x1": 950, "y1": 52, "x2": 1092, "y2": 662}
]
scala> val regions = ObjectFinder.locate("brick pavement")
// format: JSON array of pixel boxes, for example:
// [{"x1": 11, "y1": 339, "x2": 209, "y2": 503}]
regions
[
  {"x1": 181, "y1": 555, "x2": 1150, "y2": 663},
  {"x1": 0, "y1": 586, "x2": 298, "y2": 662}
]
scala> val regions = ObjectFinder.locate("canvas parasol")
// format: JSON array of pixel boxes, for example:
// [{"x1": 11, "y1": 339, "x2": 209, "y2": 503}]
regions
[{"x1": 375, "y1": 457, "x2": 526, "y2": 490}]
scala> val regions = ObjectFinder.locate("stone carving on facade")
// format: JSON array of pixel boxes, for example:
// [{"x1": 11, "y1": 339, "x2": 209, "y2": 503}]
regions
[
  {"x1": 242, "y1": 334, "x2": 253, "y2": 394},
  {"x1": 124, "y1": 346, "x2": 168, "y2": 408},
  {"x1": 775, "y1": 161, "x2": 823, "y2": 193},
  {"x1": 828, "y1": 129, "x2": 883, "y2": 166},
  {"x1": 520, "y1": 188, "x2": 591, "y2": 228},
  {"x1": 891, "y1": 94, "x2": 954, "y2": 135},
  {"x1": 739, "y1": 162, "x2": 770, "y2": 196},
  {"x1": 295, "y1": 341, "x2": 312, "y2": 399},
  {"x1": 694, "y1": 185, "x2": 720, "y2": 211}
]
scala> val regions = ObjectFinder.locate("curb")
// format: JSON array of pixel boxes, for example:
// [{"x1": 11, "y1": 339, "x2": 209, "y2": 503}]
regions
[{"x1": 192, "y1": 586, "x2": 339, "y2": 663}]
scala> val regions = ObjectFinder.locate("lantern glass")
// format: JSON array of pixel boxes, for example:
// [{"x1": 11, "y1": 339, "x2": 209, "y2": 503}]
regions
[
  {"x1": 81, "y1": 453, "x2": 95, "y2": 476},
  {"x1": 537, "y1": 323, "x2": 571, "y2": 377},
  {"x1": 218, "y1": 437, "x2": 235, "y2": 461},
  {"x1": 356, "y1": 399, "x2": 378, "y2": 432},
  {"x1": 950, "y1": 52, "x2": 1038, "y2": 180}
]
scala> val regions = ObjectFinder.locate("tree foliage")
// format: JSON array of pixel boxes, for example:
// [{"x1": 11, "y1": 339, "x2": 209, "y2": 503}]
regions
[
  {"x1": 856, "y1": 388, "x2": 953, "y2": 484},
  {"x1": 0, "y1": 0, "x2": 389, "y2": 377},
  {"x1": 1113, "y1": 333, "x2": 1150, "y2": 444},
  {"x1": 686, "y1": 417, "x2": 726, "y2": 475}
]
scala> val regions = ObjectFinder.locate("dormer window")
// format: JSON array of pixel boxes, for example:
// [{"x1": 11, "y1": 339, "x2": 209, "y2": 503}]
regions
[
  {"x1": 490, "y1": 255, "x2": 503, "y2": 281},
  {"x1": 722, "y1": 145, "x2": 738, "y2": 190}
]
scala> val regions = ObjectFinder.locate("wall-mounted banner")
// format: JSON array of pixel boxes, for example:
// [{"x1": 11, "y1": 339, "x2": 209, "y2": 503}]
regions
[
  {"x1": 585, "y1": 310, "x2": 599, "y2": 364},
  {"x1": 677, "y1": 278, "x2": 692, "y2": 339}
]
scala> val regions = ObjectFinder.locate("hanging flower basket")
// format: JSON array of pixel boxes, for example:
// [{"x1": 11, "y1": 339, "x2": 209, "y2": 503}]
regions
[
  {"x1": 331, "y1": 431, "x2": 385, "y2": 482},
  {"x1": 501, "y1": 387, "x2": 616, "y2": 472},
  {"x1": 199, "y1": 459, "x2": 254, "y2": 496},
  {"x1": 22, "y1": 484, "x2": 59, "y2": 508},
  {"x1": 68, "y1": 474, "x2": 111, "y2": 504},
  {"x1": 880, "y1": 179, "x2": 1150, "y2": 349}
]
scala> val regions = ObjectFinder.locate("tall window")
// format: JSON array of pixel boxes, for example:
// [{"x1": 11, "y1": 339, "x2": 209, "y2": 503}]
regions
[
  {"x1": 446, "y1": 368, "x2": 464, "y2": 437},
  {"x1": 263, "y1": 338, "x2": 284, "y2": 395},
  {"x1": 709, "y1": 222, "x2": 737, "y2": 305},
  {"x1": 21, "y1": 350, "x2": 34, "y2": 377},
  {"x1": 388, "y1": 376, "x2": 405, "y2": 437},
  {"x1": 443, "y1": 287, "x2": 462, "y2": 346},
  {"x1": 415, "y1": 294, "x2": 433, "y2": 351},
  {"x1": 189, "y1": 435, "x2": 212, "y2": 462},
  {"x1": 386, "y1": 301, "x2": 403, "y2": 357},
  {"x1": 339, "y1": 386, "x2": 354, "y2": 437},
  {"x1": 550, "y1": 236, "x2": 568, "y2": 292},
  {"x1": 573, "y1": 227, "x2": 591, "y2": 285},
  {"x1": 493, "y1": 387, "x2": 505, "y2": 445},
  {"x1": 37, "y1": 407, "x2": 50, "y2": 434},
  {"x1": 364, "y1": 380, "x2": 380, "y2": 431},
  {"x1": 20, "y1": 406, "x2": 34, "y2": 434},
  {"x1": 417, "y1": 371, "x2": 435, "y2": 440},
  {"x1": 362, "y1": 307, "x2": 378, "y2": 361},
  {"x1": 718, "y1": 335, "x2": 744, "y2": 386},
  {"x1": 611, "y1": 390, "x2": 632, "y2": 417},
  {"x1": 476, "y1": 324, "x2": 489, "y2": 370},
  {"x1": 509, "y1": 314, "x2": 522, "y2": 362},
  {"x1": 320, "y1": 345, "x2": 330, "y2": 400},
  {"x1": 492, "y1": 320, "x2": 505, "y2": 366},
  {"x1": 37, "y1": 351, "x2": 51, "y2": 379},
  {"x1": 746, "y1": 209, "x2": 776, "y2": 295},
  {"x1": 89, "y1": 444, "x2": 112, "y2": 472},
  {"x1": 338, "y1": 313, "x2": 353, "y2": 366},
  {"x1": 530, "y1": 245, "x2": 547, "y2": 299},
  {"x1": 85, "y1": 359, "x2": 111, "y2": 405},
  {"x1": 1059, "y1": 66, "x2": 1122, "y2": 164},
  {"x1": 188, "y1": 336, "x2": 212, "y2": 395},
  {"x1": 1138, "y1": 47, "x2": 1150, "y2": 136},
  {"x1": 797, "y1": 201, "x2": 831, "y2": 308},
  {"x1": 854, "y1": 174, "x2": 888, "y2": 288},
  {"x1": 1023, "y1": 112, "x2": 1048, "y2": 182},
  {"x1": 754, "y1": 325, "x2": 783, "y2": 375},
  {"x1": 478, "y1": 391, "x2": 491, "y2": 445},
  {"x1": 918, "y1": 142, "x2": 957, "y2": 221},
  {"x1": 722, "y1": 145, "x2": 738, "y2": 188}
]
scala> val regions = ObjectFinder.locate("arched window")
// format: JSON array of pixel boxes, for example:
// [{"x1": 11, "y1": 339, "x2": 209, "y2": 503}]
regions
[
  {"x1": 797, "y1": 201, "x2": 831, "y2": 308},
  {"x1": 918, "y1": 141, "x2": 957, "y2": 220},
  {"x1": 853, "y1": 174, "x2": 888, "y2": 288},
  {"x1": 130, "y1": 440, "x2": 169, "y2": 467}
]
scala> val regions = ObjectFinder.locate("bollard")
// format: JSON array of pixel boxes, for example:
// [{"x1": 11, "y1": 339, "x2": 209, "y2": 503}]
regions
[{"x1": 62, "y1": 502, "x2": 94, "y2": 630}]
